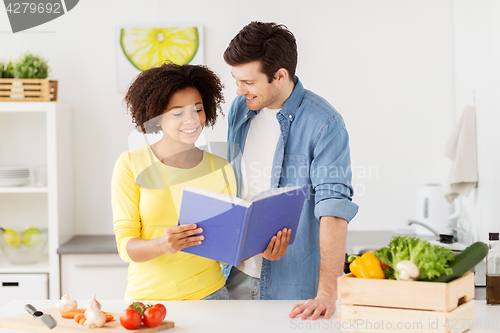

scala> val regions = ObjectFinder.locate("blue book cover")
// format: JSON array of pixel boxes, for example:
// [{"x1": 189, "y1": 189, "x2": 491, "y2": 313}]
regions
[{"x1": 178, "y1": 186, "x2": 307, "y2": 266}]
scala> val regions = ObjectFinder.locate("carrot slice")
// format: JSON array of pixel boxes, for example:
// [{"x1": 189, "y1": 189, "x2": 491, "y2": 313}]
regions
[
  {"x1": 74, "y1": 313, "x2": 85, "y2": 323},
  {"x1": 63, "y1": 308, "x2": 113, "y2": 324},
  {"x1": 61, "y1": 308, "x2": 85, "y2": 319},
  {"x1": 104, "y1": 312, "x2": 114, "y2": 322}
]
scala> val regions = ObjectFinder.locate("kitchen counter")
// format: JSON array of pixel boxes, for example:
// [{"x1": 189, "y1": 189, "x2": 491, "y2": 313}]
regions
[
  {"x1": 55, "y1": 232, "x2": 487, "y2": 299},
  {"x1": 345, "y1": 230, "x2": 439, "y2": 254},
  {"x1": 57, "y1": 230, "x2": 419, "y2": 255},
  {"x1": 56, "y1": 230, "x2": 398, "y2": 255},
  {"x1": 346, "y1": 230, "x2": 395, "y2": 254},
  {"x1": 57, "y1": 235, "x2": 117, "y2": 254},
  {"x1": 0, "y1": 299, "x2": 499, "y2": 333},
  {"x1": 58, "y1": 230, "x2": 402, "y2": 255},
  {"x1": 57, "y1": 235, "x2": 126, "y2": 299}
]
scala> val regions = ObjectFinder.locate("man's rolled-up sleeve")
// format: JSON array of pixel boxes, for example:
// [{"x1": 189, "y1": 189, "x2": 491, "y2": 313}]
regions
[{"x1": 310, "y1": 118, "x2": 359, "y2": 222}]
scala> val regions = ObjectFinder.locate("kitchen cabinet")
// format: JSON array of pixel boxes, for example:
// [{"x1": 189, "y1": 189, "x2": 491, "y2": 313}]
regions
[
  {"x1": 58, "y1": 235, "x2": 128, "y2": 300},
  {"x1": 0, "y1": 273, "x2": 48, "y2": 308},
  {"x1": 0, "y1": 102, "x2": 73, "y2": 300},
  {"x1": 60, "y1": 253, "x2": 128, "y2": 299}
]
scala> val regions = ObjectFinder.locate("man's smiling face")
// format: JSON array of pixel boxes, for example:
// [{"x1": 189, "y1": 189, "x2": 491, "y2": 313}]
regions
[{"x1": 231, "y1": 61, "x2": 284, "y2": 111}]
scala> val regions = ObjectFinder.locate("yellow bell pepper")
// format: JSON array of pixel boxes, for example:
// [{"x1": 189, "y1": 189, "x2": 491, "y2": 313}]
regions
[{"x1": 348, "y1": 251, "x2": 386, "y2": 279}]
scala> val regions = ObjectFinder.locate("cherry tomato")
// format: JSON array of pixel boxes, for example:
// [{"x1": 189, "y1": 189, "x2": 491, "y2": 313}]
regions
[
  {"x1": 120, "y1": 308, "x2": 142, "y2": 330},
  {"x1": 143, "y1": 307, "x2": 163, "y2": 328},
  {"x1": 128, "y1": 301, "x2": 146, "y2": 316},
  {"x1": 153, "y1": 303, "x2": 166, "y2": 320},
  {"x1": 129, "y1": 301, "x2": 145, "y2": 309}
]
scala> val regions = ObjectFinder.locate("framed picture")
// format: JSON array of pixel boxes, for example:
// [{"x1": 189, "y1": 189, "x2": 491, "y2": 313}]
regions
[{"x1": 116, "y1": 26, "x2": 204, "y2": 92}]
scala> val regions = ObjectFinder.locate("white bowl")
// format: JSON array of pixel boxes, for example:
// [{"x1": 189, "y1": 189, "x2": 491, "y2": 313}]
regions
[{"x1": 0, "y1": 177, "x2": 30, "y2": 187}]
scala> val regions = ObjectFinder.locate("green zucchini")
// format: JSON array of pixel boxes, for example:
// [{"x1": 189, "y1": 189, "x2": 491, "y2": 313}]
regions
[{"x1": 430, "y1": 241, "x2": 489, "y2": 283}]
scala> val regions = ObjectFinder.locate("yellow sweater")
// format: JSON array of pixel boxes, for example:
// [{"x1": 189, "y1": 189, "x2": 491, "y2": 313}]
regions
[{"x1": 111, "y1": 145, "x2": 236, "y2": 300}]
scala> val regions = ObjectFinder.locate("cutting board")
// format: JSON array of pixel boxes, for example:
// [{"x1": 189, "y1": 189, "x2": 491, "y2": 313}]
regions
[{"x1": 0, "y1": 308, "x2": 174, "y2": 333}]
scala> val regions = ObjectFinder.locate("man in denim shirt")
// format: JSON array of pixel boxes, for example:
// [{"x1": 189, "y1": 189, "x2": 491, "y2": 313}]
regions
[{"x1": 224, "y1": 22, "x2": 359, "y2": 320}]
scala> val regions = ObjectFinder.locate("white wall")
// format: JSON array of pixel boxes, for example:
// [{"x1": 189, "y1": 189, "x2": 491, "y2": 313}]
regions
[
  {"x1": 454, "y1": 0, "x2": 500, "y2": 242},
  {"x1": 0, "y1": 0, "x2": 457, "y2": 234}
]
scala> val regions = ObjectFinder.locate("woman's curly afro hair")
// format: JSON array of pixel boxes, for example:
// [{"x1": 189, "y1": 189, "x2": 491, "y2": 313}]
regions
[{"x1": 124, "y1": 62, "x2": 225, "y2": 134}]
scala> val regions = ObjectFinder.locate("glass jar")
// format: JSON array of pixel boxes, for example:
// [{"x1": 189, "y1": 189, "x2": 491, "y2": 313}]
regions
[{"x1": 486, "y1": 232, "x2": 500, "y2": 304}]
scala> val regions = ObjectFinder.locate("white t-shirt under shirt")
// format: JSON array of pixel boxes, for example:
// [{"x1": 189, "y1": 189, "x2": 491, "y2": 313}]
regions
[{"x1": 236, "y1": 107, "x2": 281, "y2": 278}]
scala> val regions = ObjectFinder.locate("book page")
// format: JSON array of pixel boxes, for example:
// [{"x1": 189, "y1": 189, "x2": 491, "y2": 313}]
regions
[{"x1": 183, "y1": 186, "x2": 251, "y2": 208}]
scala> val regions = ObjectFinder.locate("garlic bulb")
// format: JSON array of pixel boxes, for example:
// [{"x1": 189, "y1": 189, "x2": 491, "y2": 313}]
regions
[
  {"x1": 86, "y1": 294, "x2": 102, "y2": 310},
  {"x1": 84, "y1": 295, "x2": 106, "y2": 328},
  {"x1": 84, "y1": 307, "x2": 106, "y2": 328},
  {"x1": 55, "y1": 295, "x2": 78, "y2": 313},
  {"x1": 396, "y1": 260, "x2": 419, "y2": 281}
]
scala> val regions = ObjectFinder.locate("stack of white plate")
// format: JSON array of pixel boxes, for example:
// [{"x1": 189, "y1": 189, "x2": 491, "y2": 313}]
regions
[{"x1": 0, "y1": 166, "x2": 31, "y2": 187}]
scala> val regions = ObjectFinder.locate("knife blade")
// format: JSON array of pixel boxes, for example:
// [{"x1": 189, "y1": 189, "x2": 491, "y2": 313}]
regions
[{"x1": 25, "y1": 304, "x2": 57, "y2": 329}]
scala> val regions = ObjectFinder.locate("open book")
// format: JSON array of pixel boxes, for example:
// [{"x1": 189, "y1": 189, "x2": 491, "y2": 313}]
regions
[{"x1": 178, "y1": 185, "x2": 307, "y2": 266}]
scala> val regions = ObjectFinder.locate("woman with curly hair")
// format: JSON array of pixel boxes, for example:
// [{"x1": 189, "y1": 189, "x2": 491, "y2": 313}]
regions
[{"x1": 111, "y1": 63, "x2": 237, "y2": 300}]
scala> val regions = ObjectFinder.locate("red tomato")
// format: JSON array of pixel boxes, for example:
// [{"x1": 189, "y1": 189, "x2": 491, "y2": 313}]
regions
[
  {"x1": 120, "y1": 308, "x2": 142, "y2": 330},
  {"x1": 153, "y1": 303, "x2": 166, "y2": 320},
  {"x1": 142, "y1": 307, "x2": 163, "y2": 328},
  {"x1": 128, "y1": 301, "x2": 146, "y2": 316}
]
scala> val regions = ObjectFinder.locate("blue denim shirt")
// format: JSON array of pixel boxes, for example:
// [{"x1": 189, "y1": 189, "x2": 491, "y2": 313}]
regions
[{"x1": 226, "y1": 77, "x2": 359, "y2": 300}]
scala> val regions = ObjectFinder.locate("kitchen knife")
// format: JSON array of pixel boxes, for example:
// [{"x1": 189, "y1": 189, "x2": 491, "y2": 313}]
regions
[{"x1": 25, "y1": 304, "x2": 57, "y2": 329}]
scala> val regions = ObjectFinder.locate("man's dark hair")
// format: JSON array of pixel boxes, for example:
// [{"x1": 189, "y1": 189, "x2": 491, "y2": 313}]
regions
[
  {"x1": 224, "y1": 21, "x2": 297, "y2": 83},
  {"x1": 124, "y1": 63, "x2": 224, "y2": 134}
]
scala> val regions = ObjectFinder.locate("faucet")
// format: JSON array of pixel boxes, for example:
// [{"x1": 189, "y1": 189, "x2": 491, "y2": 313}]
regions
[{"x1": 407, "y1": 220, "x2": 440, "y2": 237}]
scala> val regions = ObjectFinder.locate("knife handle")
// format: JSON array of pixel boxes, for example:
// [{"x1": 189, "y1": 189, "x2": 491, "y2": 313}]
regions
[{"x1": 25, "y1": 304, "x2": 42, "y2": 317}]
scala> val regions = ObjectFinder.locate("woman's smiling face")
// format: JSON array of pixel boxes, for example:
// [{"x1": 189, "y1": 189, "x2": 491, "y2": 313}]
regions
[{"x1": 159, "y1": 87, "x2": 206, "y2": 147}]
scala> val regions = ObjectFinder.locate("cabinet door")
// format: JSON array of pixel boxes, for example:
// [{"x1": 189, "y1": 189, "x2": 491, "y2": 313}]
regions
[
  {"x1": 0, "y1": 273, "x2": 48, "y2": 307},
  {"x1": 60, "y1": 254, "x2": 128, "y2": 300}
]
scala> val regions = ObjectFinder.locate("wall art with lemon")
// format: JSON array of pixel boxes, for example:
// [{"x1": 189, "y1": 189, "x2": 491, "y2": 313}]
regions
[{"x1": 116, "y1": 26, "x2": 204, "y2": 93}]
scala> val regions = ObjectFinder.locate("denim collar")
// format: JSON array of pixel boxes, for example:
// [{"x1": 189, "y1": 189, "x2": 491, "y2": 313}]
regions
[{"x1": 279, "y1": 76, "x2": 304, "y2": 122}]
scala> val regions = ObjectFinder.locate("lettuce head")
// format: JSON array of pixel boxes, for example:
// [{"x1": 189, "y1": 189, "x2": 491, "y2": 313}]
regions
[{"x1": 373, "y1": 236, "x2": 455, "y2": 280}]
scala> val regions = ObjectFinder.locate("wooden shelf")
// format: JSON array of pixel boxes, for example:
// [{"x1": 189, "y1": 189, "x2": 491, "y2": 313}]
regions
[
  {"x1": 0, "y1": 102, "x2": 56, "y2": 113},
  {"x1": 0, "y1": 254, "x2": 50, "y2": 274},
  {"x1": 0, "y1": 101, "x2": 72, "y2": 300}
]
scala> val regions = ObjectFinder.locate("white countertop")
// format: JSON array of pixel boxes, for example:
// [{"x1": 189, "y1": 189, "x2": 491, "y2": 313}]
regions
[{"x1": 0, "y1": 299, "x2": 499, "y2": 333}]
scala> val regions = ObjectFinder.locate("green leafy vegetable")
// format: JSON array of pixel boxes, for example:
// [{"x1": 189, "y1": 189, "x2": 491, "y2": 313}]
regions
[
  {"x1": 13, "y1": 53, "x2": 49, "y2": 79},
  {"x1": 373, "y1": 236, "x2": 455, "y2": 281},
  {"x1": 4, "y1": 61, "x2": 14, "y2": 78},
  {"x1": 0, "y1": 61, "x2": 14, "y2": 78}
]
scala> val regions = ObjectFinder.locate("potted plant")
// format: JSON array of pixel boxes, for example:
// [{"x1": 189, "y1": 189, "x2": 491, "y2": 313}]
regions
[
  {"x1": 0, "y1": 61, "x2": 14, "y2": 78},
  {"x1": 0, "y1": 52, "x2": 57, "y2": 101},
  {"x1": 13, "y1": 52, "x2": 50, "y2": 79}
]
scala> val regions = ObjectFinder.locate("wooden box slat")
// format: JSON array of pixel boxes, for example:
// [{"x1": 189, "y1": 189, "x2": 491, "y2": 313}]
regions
[
  {"x1": 338, "y1": 272, "x2": 474, "y2": 312},
  {"x1": 0, "y1": 79, "x2": 57, "y2": 101},
  {"x1": 337, "y1": 272, "x2": 475, "y2": 333},
  {"x1": 339, "y1": 300, "x2": 474, "y2": 333}
]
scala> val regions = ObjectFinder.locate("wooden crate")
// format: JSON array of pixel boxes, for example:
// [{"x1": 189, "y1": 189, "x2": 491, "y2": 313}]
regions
[
  {"x1": 337, "y1": 272, "x2": 475, "y2": 333},
  {"x1": 0, "y1": 79, "x2": 58, "y2": 101}
]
